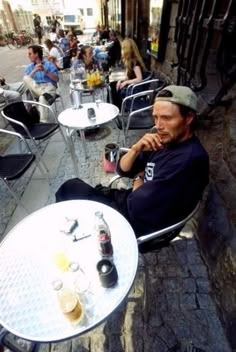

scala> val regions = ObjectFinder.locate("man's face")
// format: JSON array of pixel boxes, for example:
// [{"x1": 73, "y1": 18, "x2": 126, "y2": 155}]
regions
[
  {"x1": 152, "y1": 101, "x2": 193, "y2": 145},
  {"x1": 84, "y1": 48, "x2": 93, "y2": 61},
  {"x1": 28, "y1": 48, "x2": 38, "y2": 62}
]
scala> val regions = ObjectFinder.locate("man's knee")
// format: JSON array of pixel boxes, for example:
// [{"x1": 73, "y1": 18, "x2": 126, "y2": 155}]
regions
[
  {"x1": 4, "y1": 90, "x2": 21, "y2": 103},
  {"x1": 55, "y1": 178, "x2": 81, "y2": 202},
  {"x1": 39, "y1": 95, "x2": 48, "y2": 106},
  {"x1": 23, "y1": 75, "x2": 30, "y2": 84},
  {"x1": 55, "y1": 178, "x2": 93, "y2": 202}
]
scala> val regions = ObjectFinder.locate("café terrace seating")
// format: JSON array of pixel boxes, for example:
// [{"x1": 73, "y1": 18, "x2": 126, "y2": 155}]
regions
[
  {"x1": 0, "y1": 128, "x2": 48, "y2": 213},
  {"x1": 115, "y1": 78, "x2": 166, "y2": 145},
  {"x1": 2, "y1": 100, "x2": 67, "y2": 173}
]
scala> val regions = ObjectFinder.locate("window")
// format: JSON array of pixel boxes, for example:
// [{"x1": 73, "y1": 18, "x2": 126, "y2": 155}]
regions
[
  {"x1": 87, "y1": 8, "x2": 93, "y2": 16},
  {"x1": 79, "y1": 9, "x2": 84, "y2": 16},
  {"x1": 149, "y1": 0, "x2": 163, "y2": 54},
  {"x1": 148, "y1": 0, "x2": 171, "y2": 61},
  {"x1": 64, "y1": 15, "x2": 76, "y2": 23}
]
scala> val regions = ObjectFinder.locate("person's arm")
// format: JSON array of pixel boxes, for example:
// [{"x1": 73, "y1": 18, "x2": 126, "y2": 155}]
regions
[
  {"x1": 25, "y1": 63, "x2": 58, "y2": 82},
  {"x1": 119, "y1": 132, "x2": 164, "y2": 172},
  {"x1": 116, "y1": 69, "x2": 129, "y2": 90},
  {"x1": 119, "y1": 65, "x2": 142, "y2": 89},
  {"x1": 45, "y1": 66, "x2": 59, "y2": 82}
]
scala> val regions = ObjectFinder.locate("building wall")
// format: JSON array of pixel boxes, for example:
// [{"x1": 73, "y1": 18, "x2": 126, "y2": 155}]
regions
[
  {"x1": 30, "y1": 0, "x2": 101, "y2": 30},
  {"x1": 148, "y1": 1, "x2": 236, "y2": 349},
  {"x1": 0, "y1": 0, "x2": 18, "y2": 32},
  {"x1": 14, "y1": 8, "x2": 34, "y2": 33}
]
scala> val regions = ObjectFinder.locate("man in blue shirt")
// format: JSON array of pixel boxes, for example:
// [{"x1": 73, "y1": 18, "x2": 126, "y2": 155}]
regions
[
  {"x1": 57, "y1": 29, "x2": 70, "y2": 56},
  {"x1": 23, "y1": 45, "x2": 59, "y2": 121},
  {"x1": 55, "y1": 85, "x2": 209, "y2": 237}
]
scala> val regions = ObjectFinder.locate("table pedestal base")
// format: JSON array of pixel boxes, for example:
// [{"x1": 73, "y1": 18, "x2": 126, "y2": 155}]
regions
[{"x1": 77, "y1": 126, "x2": 111, "y2": 141}]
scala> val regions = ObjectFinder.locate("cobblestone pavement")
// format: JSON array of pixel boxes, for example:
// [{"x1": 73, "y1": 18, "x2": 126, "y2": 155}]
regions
[{"x1": 0, "y1": 46, "x2": 232, "y2": 352}]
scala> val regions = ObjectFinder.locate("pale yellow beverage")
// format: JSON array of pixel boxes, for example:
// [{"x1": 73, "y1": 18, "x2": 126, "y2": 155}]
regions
[
  {"x1": 54, "y1": 252, "x2": 70, "y2": 271},
  {"x1": 59, "y1": 291, "x2": 83, "y2": 323}
]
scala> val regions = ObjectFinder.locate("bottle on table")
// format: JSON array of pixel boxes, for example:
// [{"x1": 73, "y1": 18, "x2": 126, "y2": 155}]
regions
[
  {"x1": 52, "y1": 279, "x2": 83, "y2": 323},
  {"x1": 94, "y1": 211, "x2": 113, "y2": 259}
]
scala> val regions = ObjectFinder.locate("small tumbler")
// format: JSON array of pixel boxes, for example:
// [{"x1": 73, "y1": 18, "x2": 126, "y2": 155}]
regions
[{"x1": 97, "y1": 259, "x2": 118, "y2": 288}]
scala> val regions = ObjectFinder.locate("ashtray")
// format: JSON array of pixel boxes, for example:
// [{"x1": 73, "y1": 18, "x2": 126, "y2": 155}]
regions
[{"x1": 97, "y1": 259, "x2": 118, "y2": 288}]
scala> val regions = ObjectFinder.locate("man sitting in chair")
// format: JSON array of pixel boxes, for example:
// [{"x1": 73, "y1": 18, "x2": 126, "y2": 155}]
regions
[
  {"x1": 23, "y1": 45, "x2": 59, "y2": 122},
  {"x1": 56, "y1": 85, "x2": 209, "y2": 236}
]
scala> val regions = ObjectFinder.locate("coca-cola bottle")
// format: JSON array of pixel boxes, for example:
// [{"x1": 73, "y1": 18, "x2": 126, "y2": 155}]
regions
[{"x1": 94, "y1": 211, "x2": 113, "y2": 258}]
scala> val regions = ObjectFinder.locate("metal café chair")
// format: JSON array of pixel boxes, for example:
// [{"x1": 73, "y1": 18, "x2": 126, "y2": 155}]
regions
[
  {"x1": 114, "y1": 79, "x2": 166, "y2": 145},
  {"x1": 0, "y1": 128, "x2": 48, "y2": 213},
  {"x1": 2, "y1": 100, "x2": 67, "y2": 173},
  {"x1": 125, "y1": 70, "x2": 154, "y2": 97}
]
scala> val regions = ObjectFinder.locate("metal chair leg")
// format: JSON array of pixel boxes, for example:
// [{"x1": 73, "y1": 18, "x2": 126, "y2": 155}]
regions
[{"x1": 2, "y1": 179, "x2": 29, "y2": 214}]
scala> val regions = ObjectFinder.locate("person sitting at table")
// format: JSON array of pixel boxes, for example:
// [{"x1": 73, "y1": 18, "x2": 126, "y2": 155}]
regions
[
  {"x1": 77, "y1": 45, "x2": 99, "y2": 71},
  {"x1": 55, "y1": 85, "x2": 209, "y2": 237},
  {"x1": 109, "y1": 38, "x2": 146, "y2": 109},
  {"x1": 49, "y1": 27, "x2": 58, "y2": 43},
  {"x1": 93, "y1": 30, "x2": 121, "y2": 67},
  {"x1": 57, "y1": 29, "x2": 70, "y2": 57},
  {"x1": 92, "y1": 24, "x2": 101, "y2": 44},
  {"x1": 100, "y1": 25, "x2": 110, "y2": 42},
  {"x1": 68, "y1": 33, "x2": 78, "y2": 58},
  {"x1": 44, "y1": 39, "x2": 64, "y2": 70},
  {"x1": 23, "y1": 45, "x2": 59, "y2": 122}
]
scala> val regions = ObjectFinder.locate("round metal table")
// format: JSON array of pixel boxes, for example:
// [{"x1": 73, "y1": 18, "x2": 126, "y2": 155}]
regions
[
  {"x1": 0, "y1": 200, "x2": 138, "y2": 343},
  {"x1": 58, "y1": 102, "x2": 119, "y2": 175}
]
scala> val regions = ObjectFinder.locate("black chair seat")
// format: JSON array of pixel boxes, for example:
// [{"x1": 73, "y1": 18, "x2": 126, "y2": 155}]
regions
[
  {"x1": 28, "y1": 123, "x2": 59, "y2": 140},
  {"x1": 2, "y1": 101, "x2": 65, "y2": 175},
  {"x1": 0, "y1": 154, "x2": 35, "y2": 180}
]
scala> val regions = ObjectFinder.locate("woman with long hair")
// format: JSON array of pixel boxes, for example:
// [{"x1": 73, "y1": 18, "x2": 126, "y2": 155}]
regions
[
  {"x1": 110, "y1": 38, "x2": 146, "y2": 108},
  {"x1": 44, "y1": 39, "x2": 64, "y2": 70}
]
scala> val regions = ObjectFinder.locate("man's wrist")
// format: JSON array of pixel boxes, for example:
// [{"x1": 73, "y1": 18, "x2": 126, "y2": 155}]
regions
[
  {"x1": 133, "y1": 175, "x2": 144, "y2": 181},
  {"x1": 131, "y1": 144, "x2": 140, "y2": 154}
]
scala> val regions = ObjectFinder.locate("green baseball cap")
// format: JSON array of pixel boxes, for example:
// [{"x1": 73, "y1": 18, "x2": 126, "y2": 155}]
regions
[{"x1": 155, "y1": 85, "x2": 198, "y2": 111}]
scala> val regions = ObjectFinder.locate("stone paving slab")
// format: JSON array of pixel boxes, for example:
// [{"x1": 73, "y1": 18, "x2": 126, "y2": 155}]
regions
[{"x1": 0, "y1": 70, "x2": 232, "y2": 352}]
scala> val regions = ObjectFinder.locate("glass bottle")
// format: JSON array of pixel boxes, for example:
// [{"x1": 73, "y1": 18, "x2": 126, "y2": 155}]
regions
[
  {"x1": 94, "y1": 211, "x2": 113, "y2": 258},
  {"x1": 52, "y1": 279, "x2": 83, "y2": 323}
]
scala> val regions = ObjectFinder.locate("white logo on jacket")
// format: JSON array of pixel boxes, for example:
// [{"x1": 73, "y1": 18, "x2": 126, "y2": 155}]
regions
[{"x1": 145, "y1": 162, "x2": 155, "y2": 181}]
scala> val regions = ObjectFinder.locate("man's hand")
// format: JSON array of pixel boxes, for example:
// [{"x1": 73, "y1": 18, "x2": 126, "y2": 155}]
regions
[
  {"x1": 132, "y1": 132, "x2": 164, "y2": 152},
  {"x1": 119, "y1": 133, "x2": 163, "y2": 173},
  {"x1": 32, "y1": 63, "x2": 44, "y2": 73}
]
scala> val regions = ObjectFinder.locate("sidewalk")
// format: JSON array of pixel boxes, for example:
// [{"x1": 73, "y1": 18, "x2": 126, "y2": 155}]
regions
[{"x1": 0, "y1": 71, "x2": 232, "y2": 351}]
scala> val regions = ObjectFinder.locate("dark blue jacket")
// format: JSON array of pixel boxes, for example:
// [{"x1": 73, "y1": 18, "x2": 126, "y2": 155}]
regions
[{"x1": 116, "y1": 135, "x2": 209, "y2": 236}]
